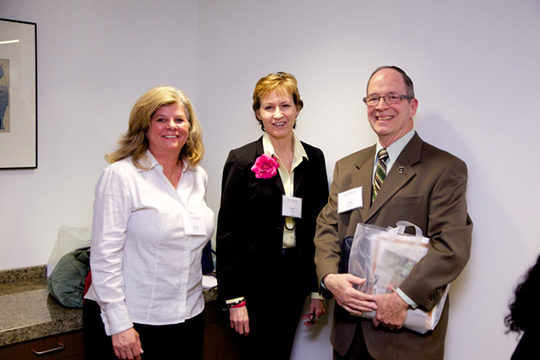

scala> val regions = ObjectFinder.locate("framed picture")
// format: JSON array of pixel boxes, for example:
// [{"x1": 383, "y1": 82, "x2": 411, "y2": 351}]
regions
[{"x1": 0, "y1": 18, "x2": 37, "y2": 170}]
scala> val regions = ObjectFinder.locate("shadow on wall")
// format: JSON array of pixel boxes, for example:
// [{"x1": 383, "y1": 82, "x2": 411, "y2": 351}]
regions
[
  {"x1": 418, "y1": 112, "x2": 526, "y2": 357},
  {"x1": 291, "y1": 296, "x2": 335, "y2": 360}
]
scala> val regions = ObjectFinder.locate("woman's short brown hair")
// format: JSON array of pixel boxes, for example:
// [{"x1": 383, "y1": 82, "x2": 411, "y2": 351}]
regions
[
  {"x1": 252, "y1": 72, "x2": 304, "y2": 131},
  {"x1": 106, "y1": 86, "x2": 204, "y2": 168}
]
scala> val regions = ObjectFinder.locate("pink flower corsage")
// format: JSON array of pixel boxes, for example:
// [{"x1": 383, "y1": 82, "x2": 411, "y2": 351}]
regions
[{"x1": 251, "y1": 154, "x2": 280, "y2": 179}]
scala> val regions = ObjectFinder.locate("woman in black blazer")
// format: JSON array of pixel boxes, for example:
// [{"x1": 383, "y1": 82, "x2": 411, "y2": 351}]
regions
[{"x1": 216, "y1": 72, "x2": 329, "y2": 359}]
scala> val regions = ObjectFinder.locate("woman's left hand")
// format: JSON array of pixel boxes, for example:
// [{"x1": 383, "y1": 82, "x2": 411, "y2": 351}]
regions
[{"x1": 302, "y1": 298, "x2": 326, "y2": 328}]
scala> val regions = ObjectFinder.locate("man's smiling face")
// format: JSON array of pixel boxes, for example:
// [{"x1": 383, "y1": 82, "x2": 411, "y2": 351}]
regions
[{"x1": 366, "y1": 68, "x2": 418, "y2": 147}]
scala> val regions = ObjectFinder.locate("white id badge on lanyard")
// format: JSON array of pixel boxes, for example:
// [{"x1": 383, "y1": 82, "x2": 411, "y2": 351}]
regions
[
  {"x1": 282, "y1": 195, "x2": 302, "y2": 219},
  {"x1": 337, "y1": 186, "x2": 363, "y2": 213},
  {"x1": 183, "y1": 214, "x2": 206, "y2": 235}
]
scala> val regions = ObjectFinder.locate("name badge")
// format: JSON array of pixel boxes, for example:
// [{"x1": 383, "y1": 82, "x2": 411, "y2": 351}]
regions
[
  {"x1": 338, "y1": 187, "x2": 363, "y2": 213},
  {"x1": 183, "y1": 214, "x2": 206, "y2": 235},
  {"x1": 282, "y1": 195, "x2": 302, "y2": 218}
]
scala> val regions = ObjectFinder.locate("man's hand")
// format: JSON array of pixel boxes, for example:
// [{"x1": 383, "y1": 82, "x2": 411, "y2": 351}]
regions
[
  {"x1": 302, "y1": 298, "x2": 326, "y2": 327},
  {"x1": 373, "y1": 292, "x2": 409, "y2": 329},
  {"x1": 324, "y1": 273, "x2": 377, "y2": 315}
]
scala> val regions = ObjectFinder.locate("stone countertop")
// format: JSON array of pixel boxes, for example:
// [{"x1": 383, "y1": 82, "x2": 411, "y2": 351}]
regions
[
  {"x1": 0, "y1": 265, "x2": 218, "y2": 348},
  {"x1": 0, "y1": 265, "x2": 82, "y2": 347}
]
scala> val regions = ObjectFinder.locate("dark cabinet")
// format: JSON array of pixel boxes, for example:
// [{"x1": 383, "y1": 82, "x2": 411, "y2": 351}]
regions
[
  {"x1": 0, "y1": 330, "x2": 84, "y2": 360},
  {"x1": 0, "y1": 302, "x2": 239, "y2": 360},
  {"x1": 202, "y1": 301, "x2": 241, "y2": 360}
]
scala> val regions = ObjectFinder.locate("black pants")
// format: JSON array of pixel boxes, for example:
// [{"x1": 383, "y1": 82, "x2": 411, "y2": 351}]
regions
[
  {"x1": 83, "y1": 299, "x2": 203, "y2": 359},
  {"x1": 231, "y1": 248, "x2": 309, "y2": 360}
]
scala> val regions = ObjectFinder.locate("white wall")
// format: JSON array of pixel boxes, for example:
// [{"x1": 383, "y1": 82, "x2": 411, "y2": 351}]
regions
[
  {"x1": 0, "y1": 0, "x2": 199, "y2": 267},
  {"x1": 2, "y1": 1, "x2": 540, "y2": 359},
  {"x1": 196, "y1": 1, "x2": 540, "y2": 359}
]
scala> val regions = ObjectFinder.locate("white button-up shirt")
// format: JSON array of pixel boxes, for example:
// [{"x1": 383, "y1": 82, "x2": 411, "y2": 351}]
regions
[
  {"x1": 85, "y1": 152, "x2": 215, "y2": 336},
  {"x1": 262, "y1": 132, "x2": 308, "y2": 248}
]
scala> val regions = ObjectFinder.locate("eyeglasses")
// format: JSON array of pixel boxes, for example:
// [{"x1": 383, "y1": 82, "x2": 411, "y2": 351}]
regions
[{"x1": 363, "y1": 94, "x2": 414, "y2": 106}]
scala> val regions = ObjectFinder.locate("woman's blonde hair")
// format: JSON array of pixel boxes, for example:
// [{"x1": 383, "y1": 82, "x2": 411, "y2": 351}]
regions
[
  {"x1": 106, "y1": 86, "x2": 204, "y2": 168},
  {"x1": 252, "y1": 72, "x2": 304, "y2": 131}
]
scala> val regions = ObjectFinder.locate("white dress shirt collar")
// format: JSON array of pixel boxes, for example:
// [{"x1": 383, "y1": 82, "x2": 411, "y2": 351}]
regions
[{"x1": 374, "y1": 129, "x2": 415, "y2": 174}]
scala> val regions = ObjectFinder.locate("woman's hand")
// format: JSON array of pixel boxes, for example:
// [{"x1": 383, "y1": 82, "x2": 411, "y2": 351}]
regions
[
  {"x1": 302, "y1": 298, "x2": 326, "y2": 327},
  {"x1": 111, "y1": 327, "x2": 143, "y2": 360},
  {"x1": 229, "y1": 306, "x2": 250, "y2": 335}
]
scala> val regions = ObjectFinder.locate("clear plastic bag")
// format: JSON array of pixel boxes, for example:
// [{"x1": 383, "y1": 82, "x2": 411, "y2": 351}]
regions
[
  {"x1": 348, "y1": 221, "x2": 448, "y2": 334},
  {"x1": 47, "y1": 225, "x2": 91, "y2": 277}
]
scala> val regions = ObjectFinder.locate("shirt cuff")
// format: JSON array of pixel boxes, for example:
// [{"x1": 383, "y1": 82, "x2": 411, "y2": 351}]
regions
[
  {"x1": 311, "y1": 292, "x2": 325, "y2": 300},
  {"x1": 100, "y1": 304, "x2": 133, "y2": 336},
  {"x1": 396, "y1": 288, "x2": 418, "y2": 309},
  {"x1": 226, "y1": 296, "x2": 245, "y2": 305}
]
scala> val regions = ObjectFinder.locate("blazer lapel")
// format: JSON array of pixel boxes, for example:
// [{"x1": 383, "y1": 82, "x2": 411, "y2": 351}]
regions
[
  {"x1": 274, "y1": 171, "x2": 285, "y2": 194},
  {"x1": 293, "y1": 157, "x2": 308, "y2": 195},
  {"x1": 351, "y1": 145, "x2": 376, "y2": 223},
  {"x1": 254, "y1": 137, "x2": 285, "y2": 194},
  {"x1": 366, "y1": 133, "x2": 423, "y2": 221}
]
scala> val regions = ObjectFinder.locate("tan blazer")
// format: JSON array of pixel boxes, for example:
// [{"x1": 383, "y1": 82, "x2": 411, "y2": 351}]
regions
[{"x1": 314, "y1": 132, "x2": 472, "y2": 360}]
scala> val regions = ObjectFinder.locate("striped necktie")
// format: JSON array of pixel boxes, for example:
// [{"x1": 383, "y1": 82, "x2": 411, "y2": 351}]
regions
[{"x1": 372, "y1": 148, "x2": 389, "y2": 203}]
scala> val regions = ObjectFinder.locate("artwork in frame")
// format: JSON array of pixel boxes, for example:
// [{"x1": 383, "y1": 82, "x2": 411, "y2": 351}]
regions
[{"x1": 0, "y1": 18, "x2": 37, "y2": 170}]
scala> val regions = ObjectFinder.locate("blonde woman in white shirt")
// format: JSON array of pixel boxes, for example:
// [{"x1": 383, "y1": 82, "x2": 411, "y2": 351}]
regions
[{"x1": 84, "y1": 86, "x2": 215, "y2": 360}]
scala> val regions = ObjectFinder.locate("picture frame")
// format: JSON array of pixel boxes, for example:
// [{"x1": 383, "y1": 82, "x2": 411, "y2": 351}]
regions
[{"x1": 0, "y1": 18, "x2": 37, "y2": 170}]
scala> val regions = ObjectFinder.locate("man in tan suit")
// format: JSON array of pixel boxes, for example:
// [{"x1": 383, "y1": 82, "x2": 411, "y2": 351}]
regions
[{"x1": 314, "y1": 66, "x2": 472, "y2": 360}]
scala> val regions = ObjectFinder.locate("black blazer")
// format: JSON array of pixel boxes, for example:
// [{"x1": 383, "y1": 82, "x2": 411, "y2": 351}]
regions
[{"x1": 216, "y1": 137, "x2": 329, "y2": 303}]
